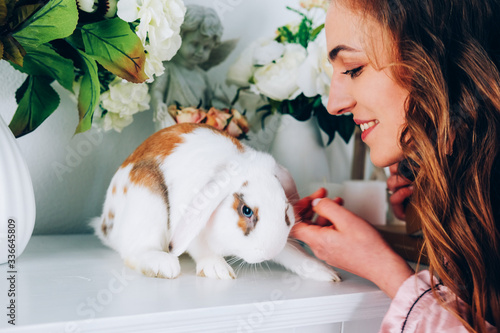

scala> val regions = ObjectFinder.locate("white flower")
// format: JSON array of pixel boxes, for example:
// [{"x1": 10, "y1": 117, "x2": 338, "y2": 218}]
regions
[
  {"x1": 117, "y1": 0, "x2": 186, "y2": 81},
  {"x1": 297, "y1": 32, "x2": 333, "y2": 107},
  {"x1": 94, "y1": 78, "x2": 151, "y2": 132},
  {"x1": 226, "y1": 41, "x2": 257, "y2": 87},
  {"x1": 93, "y1": 108, "x2": 134, "y2": 132},
  {"x1": 116, "y1": 0, "x2": 139, "y2": 21},
  {"x1": 299, "y1": 0, "x2": 329, "y2": 11},
  {"x1": 77, "y1": 0, "x2": 97, "y2": 13},
  {"x1": 252, "y1": 39, "x2": 285, "y2": 66},
  {"x1": 253, "y1": 43, "x2": 307, "y2": 101}
]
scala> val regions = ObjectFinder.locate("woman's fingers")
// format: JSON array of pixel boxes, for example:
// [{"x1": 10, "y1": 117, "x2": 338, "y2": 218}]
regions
[
  {"x1": 389, "y1": 162, "x2": 399, "y2": 175},
  {"x1": 312, "y1": 198, "x2": 361, "y2": 232},
  {"x1": 294, "y1": 187, "x2": 328, "y2": 220},
  {"x1": 387, "y1": 162, "x2": 414, "y2": 220},
  {"x1": 386, "y1": 172, "x2": 412, "y2": 192},
  {"x1": 389, "y1": 186, "x2": 413, "y2": 206},
  {"x1": 289, "y1": 221, "x2": 326, "y2": 243}
]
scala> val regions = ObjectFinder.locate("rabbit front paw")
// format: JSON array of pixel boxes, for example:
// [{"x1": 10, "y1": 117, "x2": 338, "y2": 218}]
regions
[
  {"x1": 196, "y1": 257, "x2": 236, "y2": 279},
  {"x1": 126, "y1": 251, "x2": 181, "y2": 279},
  {"x1": 295, "y1": 258, "x2": 342, "y2": 282}
]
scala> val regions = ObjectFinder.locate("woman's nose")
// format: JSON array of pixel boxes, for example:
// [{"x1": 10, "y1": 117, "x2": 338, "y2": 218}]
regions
[{"x1": 327, "y1": 74, "x2": 355, "y2": 115}]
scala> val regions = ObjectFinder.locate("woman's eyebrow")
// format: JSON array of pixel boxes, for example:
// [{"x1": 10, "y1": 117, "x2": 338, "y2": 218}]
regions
[{"x1": 328, "y1": 45, "x2": 361, "y2": 62}]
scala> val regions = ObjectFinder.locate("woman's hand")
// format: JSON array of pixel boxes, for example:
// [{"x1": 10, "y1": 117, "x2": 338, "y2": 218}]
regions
[
  {"x1": 387, "y1": 163, "x2": 414, "y2": 220},
  {"x1": 291, "y1": 196, "x2": 414, "y2": 298},
  {"x1": 293, "y1": 187, "x2": 337, "y2": 226}
]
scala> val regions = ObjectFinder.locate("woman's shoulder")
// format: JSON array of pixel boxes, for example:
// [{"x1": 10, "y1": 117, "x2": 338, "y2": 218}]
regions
[{"x1": 379, "y1": 270, "x2": 497, "y2": 333}]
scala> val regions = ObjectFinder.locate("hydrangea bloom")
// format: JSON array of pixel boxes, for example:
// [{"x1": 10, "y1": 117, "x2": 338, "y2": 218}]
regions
[
  {"x1": 95, "y1": 78, "x2": 150, "y2": 132},
  {"x1": 117, "y1": 0, "x2": 186, "y2": 81}
]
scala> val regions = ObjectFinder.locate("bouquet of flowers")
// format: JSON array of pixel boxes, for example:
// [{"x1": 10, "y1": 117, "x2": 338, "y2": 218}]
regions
[
  {"x1": 0, "y1": 0, "x2": 186, "y2": 137},
  {"x1": 226, "y1": 0, "x2": 354, "y2": 145},
  {"x1": 168, "y1": 104, "x2": 250, "y2": 139}
]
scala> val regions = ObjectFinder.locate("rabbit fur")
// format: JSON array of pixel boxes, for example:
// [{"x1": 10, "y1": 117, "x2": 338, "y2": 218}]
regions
[{"x1": 92, "y1": 123, "x2": 340, "y2": 281}]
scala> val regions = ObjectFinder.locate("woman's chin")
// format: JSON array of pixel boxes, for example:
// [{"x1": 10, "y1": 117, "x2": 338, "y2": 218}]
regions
[{"x1": 369, "y1": 151, "x2": 404, "y2": 168}]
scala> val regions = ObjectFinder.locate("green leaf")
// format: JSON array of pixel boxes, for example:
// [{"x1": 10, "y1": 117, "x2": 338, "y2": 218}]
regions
[
  {"x1": 80, "y1": 18, "x2": 148, "y2": 83},
  {"x1": 15, "y1": 75, "x2": 29, "y2": 103},
  {"x1": 12, "y1": 43, "x2": 74, "y2": 91},
  {"x1": 256, "y1": 104, "x2": 272, "y2": 113},
  {"x1": 282, "y1": 94, "x2": 313, "y2": 121},
  {"x1": 9, "y1": 3, "x2": 45, "y2": 32},
  {"x1": 315, "y1": 105, "x2": 355, "y2": 145},
  {"x1": 297, "y1": 19, "x2": 311, "y2": 48},
  {"x1": 75, "y1": 49, "x2": 99, "y2": 134},
  {"x1": 336, "y1": 114, "x2": 355, "y2": 143},
  {"x1": 276, "y1": 26, "x2": 295, "y2": 44},
  {"x1": 260, "y1": 110, "x2": 272, "y2": 130},
  {"x1": 310, "y1": 24, "x2": 324, "y2": 41},
  {"x1": 312, "y1": 95, "x2": 323, "y2": 109},
  {"x1": 65, "y1": 28, "x2": 84, "y2": 50},
  {"x1": 9, "y1": 75, "x2": 60, "y2": 137},
  {"x1": 0, "y1": 0, "x2": 8, "y2": 25},
  {"x1": 315, "y1": 105, "x2": 337, "y2": 145},
  {"x1": 2, "y1": 35, "x2": 25, "y2": 65},
  {"x1": 12, "y1": 0, "x2": 78, "y2": 48}
]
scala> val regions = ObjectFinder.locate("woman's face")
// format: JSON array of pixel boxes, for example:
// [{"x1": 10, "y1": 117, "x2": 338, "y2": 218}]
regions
[{"x1": 325, "y1": 3, "x2": 408, "y2": 167}]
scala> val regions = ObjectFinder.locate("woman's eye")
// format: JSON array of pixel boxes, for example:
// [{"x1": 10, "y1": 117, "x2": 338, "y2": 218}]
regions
[
  {"x1": 242, "y1": 205, "x2": 253, "y2": 218},
  {"x1": 341, "y1": 66, "x2": 364, "y2": 78}
]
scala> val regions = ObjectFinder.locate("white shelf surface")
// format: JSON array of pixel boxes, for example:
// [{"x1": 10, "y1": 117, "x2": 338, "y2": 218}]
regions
[{"x1": 0, "y1": 235, "x2": 390, "y2": 332}]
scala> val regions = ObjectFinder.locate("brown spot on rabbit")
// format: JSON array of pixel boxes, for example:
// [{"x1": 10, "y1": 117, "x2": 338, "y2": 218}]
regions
[
  {"x1": 128, "y1": 159, "x2": 171, "y2": 229},
  {"x1": 101, "y1": 217, "x2": 112, "y2": 236},
  {"x1": 233, "y1": 193, "x2": 259, "y2": 236},
  {"x1": 122, "y1": 123, "x2": 244, "y2": 167},
  {"x1": 122, "y1": 123, "x2": 197, "y2": 166}
]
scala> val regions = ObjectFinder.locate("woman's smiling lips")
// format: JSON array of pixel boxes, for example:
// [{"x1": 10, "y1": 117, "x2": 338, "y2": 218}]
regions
[{"x1": 354, "y1": 119, "x2": 380, "y2": 141}]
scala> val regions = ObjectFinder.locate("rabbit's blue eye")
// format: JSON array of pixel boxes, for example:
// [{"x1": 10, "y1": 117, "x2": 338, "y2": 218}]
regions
[{"x1": 242, "y1": 205, "x2": 253, "y2": 218}]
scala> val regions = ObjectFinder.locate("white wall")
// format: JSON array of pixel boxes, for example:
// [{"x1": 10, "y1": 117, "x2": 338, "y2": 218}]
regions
[{"x1": 0, "y1": 0, "x2": 354, "y2": 235}]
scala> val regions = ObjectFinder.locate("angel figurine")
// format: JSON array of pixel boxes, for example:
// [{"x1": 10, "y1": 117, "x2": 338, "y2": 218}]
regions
[{"x1": 150, "y1": 4, "x2": 237, "y2": 131}]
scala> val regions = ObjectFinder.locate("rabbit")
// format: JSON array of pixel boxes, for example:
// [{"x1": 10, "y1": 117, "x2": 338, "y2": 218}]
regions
[{"x1": 92, "y1": 123, "x2": 341, "y2": 281}]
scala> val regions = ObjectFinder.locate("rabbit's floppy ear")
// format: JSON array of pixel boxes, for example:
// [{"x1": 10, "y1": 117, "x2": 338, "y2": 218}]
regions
[
  {"x1": 169, "y1": 163, "x2": 237, "y2": 256},
  {"x1": 274, "y1": 163, "x2": 300, "y2": 205}
]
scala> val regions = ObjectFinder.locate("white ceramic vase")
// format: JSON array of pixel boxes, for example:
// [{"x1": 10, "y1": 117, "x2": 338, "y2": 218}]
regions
[
  {"x1": 0, "y1": 115, "x2": 36, "y2": 264},
  {"x1": 269, "y1": 114, "x2": 331, "y2": 197}
]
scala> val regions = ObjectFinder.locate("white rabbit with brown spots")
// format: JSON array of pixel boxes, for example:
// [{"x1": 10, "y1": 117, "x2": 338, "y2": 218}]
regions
[{"x1": 92, "y1": 123, "x2": 340, "y2": 281}]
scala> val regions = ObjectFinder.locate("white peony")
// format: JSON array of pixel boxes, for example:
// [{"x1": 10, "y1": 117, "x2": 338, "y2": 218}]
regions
[
  {"x1": 252, "y1": 39, "x2": 285, "y2": 66},
  {"x1": 94, "y1": 78, "x2": 151, "y2": 132},
  {"x1": 117, "y1": 0, "x2": 186, "y2": 81},
  {"x1": 226, "y1": 41, "x2": 257, "y2": 87},
  {"x1": 253, "y1": 43, "x2": 307, "y2": 101},
  {"x1": 297, "y1": 32, "x2": 333, "y2": 107}
]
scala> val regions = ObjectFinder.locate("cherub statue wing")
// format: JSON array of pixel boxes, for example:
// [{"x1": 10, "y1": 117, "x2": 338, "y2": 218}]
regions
[{"x1": 199, "y1": 39, "x2": 239, "y2": 71}]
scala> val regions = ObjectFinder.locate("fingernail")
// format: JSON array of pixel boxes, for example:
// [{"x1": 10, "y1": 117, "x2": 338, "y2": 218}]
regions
[
  {"x1": 333, "y1": 197, "x2": 344, "y2": 205},
  {"x1": 312, "y1": 198, "x2": 321, "y2": 206}
]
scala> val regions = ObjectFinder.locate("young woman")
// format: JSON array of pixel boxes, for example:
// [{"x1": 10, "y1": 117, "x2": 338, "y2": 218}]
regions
[{"x1": 291, "y1": 0, "x2": 500, "y2": 332}]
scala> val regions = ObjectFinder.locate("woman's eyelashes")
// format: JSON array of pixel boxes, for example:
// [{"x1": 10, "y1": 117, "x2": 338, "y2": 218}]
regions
[{"x1": 342, "y1": 66, "x2": 364, "y2": 78}]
